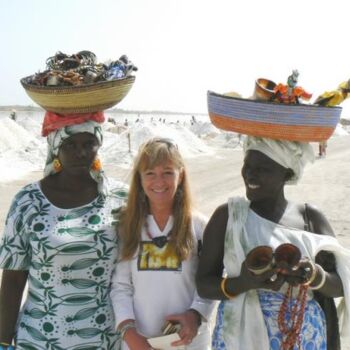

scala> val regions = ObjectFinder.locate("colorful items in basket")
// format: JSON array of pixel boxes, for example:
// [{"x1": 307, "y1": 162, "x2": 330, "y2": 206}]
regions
[
  {"x1": 245, "y1": 243, "x2": 319, "y2": 350},
  {"x1": 254, "y1": 70, "x2": 312, "y2": 104},
  {"x1": 207, "y1": 70, "x2": 347, "y2": 142},
  {"x1": 20, "y1": 51, "x2": 137, "y2": 113},
  {"x1": 23, "y1": 50, "x2": 137, "y2": 87}
]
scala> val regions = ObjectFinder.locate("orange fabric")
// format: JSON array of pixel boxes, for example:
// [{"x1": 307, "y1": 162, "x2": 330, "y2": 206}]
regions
[{"x1": 42, "y1": 111, "x2": 105, "y2": 136}]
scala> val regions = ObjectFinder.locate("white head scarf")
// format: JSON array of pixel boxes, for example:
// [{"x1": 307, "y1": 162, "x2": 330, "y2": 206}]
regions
[
  {"x1": 243, "y1": 136, "x2": 315, "y2": 184},
  {"x1": 44, "y1": 121, "x2": 109, "y2": 196}
]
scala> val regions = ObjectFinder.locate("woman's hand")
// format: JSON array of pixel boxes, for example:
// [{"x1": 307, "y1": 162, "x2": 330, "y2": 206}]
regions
[
  {"x1": 240, "y1": 260, "x2": 285, "y2": 292},
  {"x1": 278, "y1": 258, "x2": 315, "y2": 286},
  {"x1": 123, "y1": 327, "x2": 153, "y2": 350},
  {"x1": 166, "y1": 310, "x2": 200, "y2": 346}
]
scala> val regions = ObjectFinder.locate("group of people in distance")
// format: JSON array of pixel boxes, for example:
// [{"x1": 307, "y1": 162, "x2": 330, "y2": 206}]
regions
[{"x1": 0, "y1": 108, "x2": 349, "y2": 350}]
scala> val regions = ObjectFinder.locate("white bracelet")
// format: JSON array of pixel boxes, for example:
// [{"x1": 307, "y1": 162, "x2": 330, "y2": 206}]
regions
[
  {"x1": 119, "y1": 321, "x2": 136, "y2": 339},
  {"x1": 310, "y1": 264, "x2": 327, "y2": 290}
]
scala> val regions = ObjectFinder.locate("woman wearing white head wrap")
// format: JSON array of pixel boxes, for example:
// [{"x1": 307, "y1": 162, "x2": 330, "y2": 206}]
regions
[
  {"x1": 0, "y1": 112, "x2": 128, "y2": 349},
  {"x1": 243, "y1": 136, "x2": 315, "y2": 184},
  {"x1": 197, "y1": 136, "x2": 350, "y2": 350}
]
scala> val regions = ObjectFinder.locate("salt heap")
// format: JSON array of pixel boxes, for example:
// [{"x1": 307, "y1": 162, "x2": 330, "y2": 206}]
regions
[{"x1": 0, "y1": 118, "x2": 46, "y2": 182}]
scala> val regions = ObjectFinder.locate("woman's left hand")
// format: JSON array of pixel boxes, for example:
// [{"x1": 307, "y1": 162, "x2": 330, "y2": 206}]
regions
[
  {"x1": 278, "y1": 258, "x2": 314, "y2": 286},
  {"x1": 165, "y1": 310, "x2": 200, "y2": 346}
]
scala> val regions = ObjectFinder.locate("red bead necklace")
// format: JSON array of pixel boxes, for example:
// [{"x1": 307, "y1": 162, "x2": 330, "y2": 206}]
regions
[{"x1": 278, "y1": 284, "x2": 308, "y2": 350}]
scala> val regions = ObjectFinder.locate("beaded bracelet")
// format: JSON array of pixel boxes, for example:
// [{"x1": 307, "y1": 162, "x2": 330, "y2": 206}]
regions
[
  {"x1": 310, "y1": 264, "x2": 327, "y2": 290},
  {"x1": 220, "y1": 277, "x2": 236, "y2": 299},
  {"x1": 0, "y1": 343, "x2": 15, "y2": 350},
  {"x1": 119, "y1": 321, "x2": 136, "y2": 340}
]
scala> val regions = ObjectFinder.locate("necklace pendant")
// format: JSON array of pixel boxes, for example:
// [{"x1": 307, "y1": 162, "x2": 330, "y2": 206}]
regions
[{"x1": 153, "y1": 236, "x2": 168, "y2": 248}]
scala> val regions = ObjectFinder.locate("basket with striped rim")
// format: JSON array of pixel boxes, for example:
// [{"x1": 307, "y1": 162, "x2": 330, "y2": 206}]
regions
[
  {"x1": 21, "y1": 76, "x2": 135, "y2": 113},
  {"x1": 208, "y1": 91, "x2": 342, "y2": 142}
]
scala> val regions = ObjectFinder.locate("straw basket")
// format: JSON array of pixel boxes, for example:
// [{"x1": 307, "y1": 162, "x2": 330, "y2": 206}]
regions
[
  {"x1": 207, "y1": 91, "x2": 342, "y2": 142},
  {"x1": 20, "y1": 76, "x2": 135, "y2": 113}
]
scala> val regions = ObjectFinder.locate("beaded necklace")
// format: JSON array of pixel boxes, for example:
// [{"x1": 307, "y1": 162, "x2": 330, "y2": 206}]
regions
[{"x1": 277, "y1": 284, "x2": 308, "y2": 350}]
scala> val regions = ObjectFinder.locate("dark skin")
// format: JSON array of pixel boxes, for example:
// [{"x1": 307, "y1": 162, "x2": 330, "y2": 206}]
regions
[
  {"x1": 196, "y1": 150, "x2": 344, "y2": 301},
  {"x1": 0, "y1": 132, "x2": 100, "y2": 344}
]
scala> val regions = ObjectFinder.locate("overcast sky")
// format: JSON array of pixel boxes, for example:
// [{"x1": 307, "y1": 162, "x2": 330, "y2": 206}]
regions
[{"x1": 1, "y1": 0, "x2": 350, "y2": 115}]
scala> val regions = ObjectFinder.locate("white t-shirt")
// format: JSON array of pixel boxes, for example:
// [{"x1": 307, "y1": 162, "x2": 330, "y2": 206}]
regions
[{"x1": 110, "y1": 213, "x2": 215, "y2": 350}]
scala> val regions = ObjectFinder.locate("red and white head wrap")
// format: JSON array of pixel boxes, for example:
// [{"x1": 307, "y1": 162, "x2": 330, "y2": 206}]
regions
[{"x1": 42, "y1": 111, "x2": 108, "y2": 195}]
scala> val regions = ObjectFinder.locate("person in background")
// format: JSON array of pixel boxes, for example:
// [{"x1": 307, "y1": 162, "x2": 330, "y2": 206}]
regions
[
  {"x1": 111, "y1": 137, "x2": 215, "y2": 350},
  {"x1": 9, "y1": 110, "x2": 16, "y2": 121},
  {"x1": 0, "y1": 111, "x2": 127, "y2": 350},
  {"x1": 196, "y1": 136, "x2": 350, "y2": 350},
  {"x1": 319, "y1": 141, "x2": 327, "y2": 157}
]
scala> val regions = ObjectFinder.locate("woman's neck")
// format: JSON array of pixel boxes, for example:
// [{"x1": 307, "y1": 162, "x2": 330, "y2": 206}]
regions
[
  {"x1": 54, "y1": 170, "x2": 96, "y2": 191},
  {"x1": 149, "y1": 205, "x2": 172, "y2": 231},
  {"x1": 250, "y1": 195, "x2": 288, "y2": 224}
]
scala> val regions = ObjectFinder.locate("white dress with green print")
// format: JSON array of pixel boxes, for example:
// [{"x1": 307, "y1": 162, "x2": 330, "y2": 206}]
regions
[{"x1": 0, "y1": 181, "x2": 127, "y2": 350}]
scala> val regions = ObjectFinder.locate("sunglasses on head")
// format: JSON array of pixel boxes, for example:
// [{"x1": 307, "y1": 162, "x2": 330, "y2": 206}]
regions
[{"x1": 148, "y1": 137, "x2": 178, "y2": 149}]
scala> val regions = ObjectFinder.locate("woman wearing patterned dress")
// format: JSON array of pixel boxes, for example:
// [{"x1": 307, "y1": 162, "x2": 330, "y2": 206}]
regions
[
  {"x1": 110, "y1": 137, "x2": 215, "y2": 350},
  {"x1": 0, "y1": 112, "x2": 127, "y2": 350},
  {"x1": 196, "y1": 136, "x2": 350, "y2": 350}
]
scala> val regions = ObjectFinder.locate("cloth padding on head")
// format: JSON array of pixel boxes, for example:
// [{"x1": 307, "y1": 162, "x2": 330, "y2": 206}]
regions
[{"x1": 243, "y1": 136, "x2": 315, "y2": 184}]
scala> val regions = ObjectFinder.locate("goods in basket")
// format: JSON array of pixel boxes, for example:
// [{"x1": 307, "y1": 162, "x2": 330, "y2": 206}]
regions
[
  {"x1": 272, "y1": 70, "x2": 312, "y2": 104},
  {"x1": 207, "y1": 70, "x2": 343, "y2": 142},
  {"x1": 20, "y1": 50, "x2": 137, "y2": 113},
  {"x1": 314, "y1": 79, "x2": 350, "y2": 106},
  {"x1": 23, "y1": 50, "x2": 137, "y2": 87}
]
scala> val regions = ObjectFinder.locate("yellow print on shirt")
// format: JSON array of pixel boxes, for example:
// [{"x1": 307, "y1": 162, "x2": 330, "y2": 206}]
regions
[{"x1": 138, "y1": 241, "x2": 182, "y2": 271}]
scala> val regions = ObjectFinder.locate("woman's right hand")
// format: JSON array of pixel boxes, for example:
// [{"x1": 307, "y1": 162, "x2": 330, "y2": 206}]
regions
[
  {"x1": 124, "y1": 328, "x2": 154, "y2": 350},
  {"x1": 240, "y1": 260, "x2": 285, "y2": 292}
]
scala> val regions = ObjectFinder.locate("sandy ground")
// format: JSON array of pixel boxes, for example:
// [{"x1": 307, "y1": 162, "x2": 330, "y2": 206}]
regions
[{"x1": 1, "y1": 136, "x2": 350, "y2": 348}]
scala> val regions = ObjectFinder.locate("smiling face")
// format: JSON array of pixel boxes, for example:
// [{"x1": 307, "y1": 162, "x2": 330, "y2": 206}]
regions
[
  {"x1": 58, "y1": 132, "x2": 100, "y2": 174},
  {"x1": 241, "y1": 150, "x2": 292, "y2": 202},
  {"x1": 140, "y1": 162, "x2": 183, "y2": 211}
]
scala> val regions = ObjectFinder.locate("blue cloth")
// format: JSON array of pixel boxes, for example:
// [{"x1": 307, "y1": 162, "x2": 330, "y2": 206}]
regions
[{"x1": 212, "y1": 290, "x2": 327, "y2": 350}]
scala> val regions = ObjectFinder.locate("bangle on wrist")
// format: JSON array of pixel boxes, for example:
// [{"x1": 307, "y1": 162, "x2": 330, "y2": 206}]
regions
[
  {"x1": 188, "y1": 308, "x2": 202, "y2": 327},
  {"x1": 220, "y1": 277, "x2": 236, "y2": 299},
  {"x1": 0, "y1": 343, "x2": 15, "y2": 350},
  {"x1": 119, "y1": 321, "x2": 136, "y2": 340},
  {"x1": 302, "y1": 261, "x2": 317, "y2": 286},
  {"x1": 310, "y1": 264, "x2": 327, "y2": 290}
]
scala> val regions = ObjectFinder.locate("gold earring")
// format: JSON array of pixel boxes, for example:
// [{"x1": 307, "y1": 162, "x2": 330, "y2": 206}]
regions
[
  {"x1": 91, "y1": 158, "x2": 102, "y2": 171},
  {"x1": 53, "y1": 158, "x2": 62, "y2": 172}
]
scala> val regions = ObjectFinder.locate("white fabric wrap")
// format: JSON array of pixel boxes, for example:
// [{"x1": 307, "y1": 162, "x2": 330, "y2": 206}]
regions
[
  {"x1": 243, "y1": 136, "x2": 315, "y2": 184},
  {"x1": 222, "y1": 197, "x2": 350, "y2": 350}
]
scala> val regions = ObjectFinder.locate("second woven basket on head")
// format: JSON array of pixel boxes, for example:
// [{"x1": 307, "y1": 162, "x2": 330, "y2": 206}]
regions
[{"x1": 207, "y1": 90, "x2": 342, "y2": 142}]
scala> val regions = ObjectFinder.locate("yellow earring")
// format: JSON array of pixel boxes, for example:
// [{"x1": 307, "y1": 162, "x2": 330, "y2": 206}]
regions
[
  {"x1": 53, "y1": 158, "x2": 62, "y2": 172},
  {"x1": 91, "y1": 158, "x2": 102, "y2": 171}
]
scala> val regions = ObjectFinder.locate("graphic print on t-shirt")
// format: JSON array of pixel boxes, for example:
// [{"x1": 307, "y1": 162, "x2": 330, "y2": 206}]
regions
[{"x1": 137, "y1": 241, "x2": 182, "y2": 271}]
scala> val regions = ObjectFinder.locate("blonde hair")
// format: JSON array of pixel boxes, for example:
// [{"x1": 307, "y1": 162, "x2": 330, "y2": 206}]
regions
[{"x1": 120, "y1": 137, "x2": 193, "y2": 261}]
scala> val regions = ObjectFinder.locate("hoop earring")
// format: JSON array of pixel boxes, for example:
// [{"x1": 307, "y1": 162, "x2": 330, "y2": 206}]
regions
[
  {"x1": 91, "y1": 158, "x2": 102, "y2": 171},
  {"x1": 53, "y1": 158, "x2": 62, "y2": 172}
]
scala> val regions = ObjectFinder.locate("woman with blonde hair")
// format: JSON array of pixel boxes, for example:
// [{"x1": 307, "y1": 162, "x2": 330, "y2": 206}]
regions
[{"x1": 110, "y1": 137, "x2": 215, "y2": 350}]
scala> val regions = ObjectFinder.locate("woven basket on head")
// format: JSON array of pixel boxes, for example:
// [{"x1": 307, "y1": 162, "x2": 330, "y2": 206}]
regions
[
  {"x1": 207, "y1": 91, "x2": 342, "y2": 142},
  {"x1": 21, "y1": 76, "x2": 135, "y2": 113}
]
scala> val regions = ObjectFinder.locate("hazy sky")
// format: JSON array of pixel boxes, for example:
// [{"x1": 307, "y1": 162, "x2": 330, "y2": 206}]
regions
[{"x1": 1, "y1": 0, "x2": 350, "y2": 114}]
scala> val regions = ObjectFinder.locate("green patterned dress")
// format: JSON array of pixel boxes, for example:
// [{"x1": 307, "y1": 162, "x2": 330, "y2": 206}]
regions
[{"x1": 0, "y1": 181, "x2": 127, "y2": 350}]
